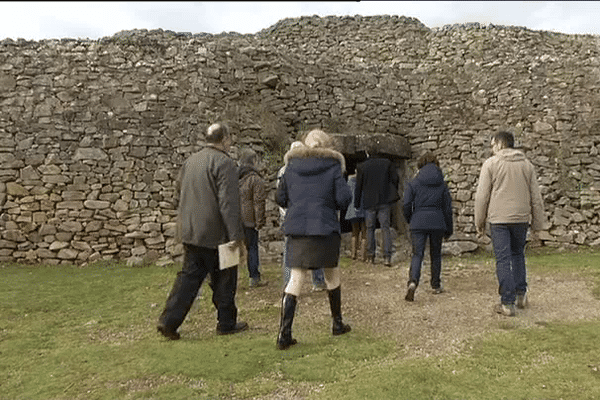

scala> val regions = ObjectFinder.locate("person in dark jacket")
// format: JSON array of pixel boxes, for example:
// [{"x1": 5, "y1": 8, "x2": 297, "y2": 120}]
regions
[
  {"x1": 403, "y1": 152, "x2": 453, "y2": 302},
  {"x1": 355, "y1": 151, "x2": 400, "y2": 266},
  {"x1": 238, "y1": 148, "x2": 267, "y2": 288},
  {"x1": 275, "y1": 129, "x2": 352, "y2": 350},
  {"x1": 277, "y1": 141, "x2": 327, "y2": 292},
  {"x1": 157, "y1": 123, "x2": 248, "y2": 339}
]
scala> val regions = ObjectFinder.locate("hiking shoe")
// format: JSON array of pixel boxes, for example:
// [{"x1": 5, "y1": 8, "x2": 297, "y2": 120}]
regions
[
  {"x1": 311, "y1": 282, "x2": 327, "y2": 292},
  {"x1": 383, "y1": 257, "x2": 392, "y2": 267},
  {"x1": 405, "y1": 282, "x2": 416, "y2": 302},
  {"x1": 494, "y1": 303, "x2": 516, "y2": 317},
  {"x1": 157, "y1": 324, "x2": 180, "y2": 340},
  {"x1": 432, "y1": 285, "x2": 444, "y2": 294},
  {"x1": 516, "y1": 293, "x2": 528, "y2": 309},
  {"x1": 216, "y1": 321, "x2": 249, "y2": 335},
  {"x1": 249, "y1": 278, "x2": 268, "y2": 288}
]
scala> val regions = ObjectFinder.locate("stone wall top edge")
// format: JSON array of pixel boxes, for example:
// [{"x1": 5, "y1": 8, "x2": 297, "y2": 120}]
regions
[
  {"x1": 0, "y1": 28, "x2": 255, "y2": 46},
  {"x1": 1, "y1": 14, "x2": 596, "y2": 46},
  {"x1": 433, "y1": 21, "x2": 599, "y2": 37}
]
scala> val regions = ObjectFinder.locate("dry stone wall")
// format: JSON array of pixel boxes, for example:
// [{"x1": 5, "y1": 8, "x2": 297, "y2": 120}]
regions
[{"x1": 1, "y1": 15, "x2": 600, "y2": 265}]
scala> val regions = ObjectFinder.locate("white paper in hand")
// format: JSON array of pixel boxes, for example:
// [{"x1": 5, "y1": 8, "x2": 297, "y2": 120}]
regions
[{"x1": 218, "y1": 241, "x2": 240, "y2": 270}]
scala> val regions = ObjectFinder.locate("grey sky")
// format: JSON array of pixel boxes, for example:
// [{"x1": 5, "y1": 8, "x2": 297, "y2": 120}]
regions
[{"x1": 1, "y1": 1, "x2": 599, "y2": 41}]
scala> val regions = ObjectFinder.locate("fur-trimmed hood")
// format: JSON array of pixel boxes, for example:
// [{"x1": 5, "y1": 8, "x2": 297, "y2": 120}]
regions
[{"x1": 283, "y1": 146, "x2": 346, "y2": 173}]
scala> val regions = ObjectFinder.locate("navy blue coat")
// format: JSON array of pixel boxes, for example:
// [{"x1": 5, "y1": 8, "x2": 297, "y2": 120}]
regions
[
  {"x1": 403, "y1": 163, "x2": 453, "y2": 236},
  {"x1": 276, "y1": 147, "x2": 352, "y2": 236}
]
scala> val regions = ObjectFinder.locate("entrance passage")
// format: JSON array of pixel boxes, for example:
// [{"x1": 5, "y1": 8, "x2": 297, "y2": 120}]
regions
[{"x1": 330, "y1": 133, "x2": 411, "y2": 233}]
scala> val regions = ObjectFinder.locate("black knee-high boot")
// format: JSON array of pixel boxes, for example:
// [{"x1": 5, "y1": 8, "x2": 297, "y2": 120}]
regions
[
  {"x1": 328, "y1": 286, "x2": 351, "y2": 335},
  {"x1": 277, "y1": 293, "x2": 298, "y2": 350}
]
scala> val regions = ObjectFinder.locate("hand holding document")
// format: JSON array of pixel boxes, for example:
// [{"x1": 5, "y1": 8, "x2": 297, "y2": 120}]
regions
[{"x1": 218, "y1": 240, "x2": 246, "y2": 270}]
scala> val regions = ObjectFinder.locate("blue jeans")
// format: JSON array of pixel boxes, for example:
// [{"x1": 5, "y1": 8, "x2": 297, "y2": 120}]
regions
[
  {"x1": 490, "y1": 223, "x2": 529, "y2": 305},
  {"x1": 282, "y1": 236, "x2": 325, "y2": 287},
  {"x1": 244, "y1": 227, "x2": 260, "y2": 280},
  {"x1": 409, "y1": 230, "x2": 444, "y2": 289},
  {"x1": 365, "y1": 203, "x2": 392, "y2": 259}
]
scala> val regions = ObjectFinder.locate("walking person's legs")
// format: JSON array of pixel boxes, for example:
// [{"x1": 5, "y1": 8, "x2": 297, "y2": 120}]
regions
[
  {"x1": 406, "y1": 231, "x2": 426, "y2": 301},
  {"x1": 157, "y1": 244, "x2": 210, "y2": 339},
  {"x1": 211, "y1": 263, "x2": 248, "y2": 334},
  {"x1": 245, "y1": 227, "x2": 265, "y2": 287},
  {"x1": 429, "y1": 230, "x2": 445, "y2": 291},
  {"x1": 277, "y1": 267, "x2": 305, "y2": 350},
  {"x1": 282, "y1": 236, "x2": 291, "y2": 288},
  {"x1": 359, "y1": 220, "x2": 367, "y2": 261},
  {"x1": 509, "y1": 223, "x2": 529, "y2": 308},
  {"x1": 377, "y1": 204, "x2": 392, "y2": 266},
  {"x1": 490, "y1": 224, "x2": 516, "y2": 316},
  {"x1": 351, "y1": 222, "x2": 360, "y2": 259},
  {"x1": 311, "y1": 268, "x2": 326, "y2": 291},
  {"x1": 365, "y1": 208, "x2": 377, "y2": 263},
  {"x1": 323, "y1": 267, "x2": 351, "y2": 335}
]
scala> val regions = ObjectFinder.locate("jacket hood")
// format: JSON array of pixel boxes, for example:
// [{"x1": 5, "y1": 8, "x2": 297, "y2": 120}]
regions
[
  {"x1": 495, "y1": 148, "x2": 526, "y2": 162},
  {"x1": 416, "y1": 163, "x2": 444, "y2": 187},
  {"x1": 238, "y1": 164, "x2": 258, "y2": 180},
  {"x1": 284, "y1": 146, "x2": 346, "y2": 174}
]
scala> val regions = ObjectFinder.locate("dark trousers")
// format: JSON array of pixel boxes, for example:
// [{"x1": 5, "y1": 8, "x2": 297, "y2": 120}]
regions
[
  {"x1": 244, "y1": 227, "x2": 260, "y2": 280},
  {"x1": 158, "y1": 243, "x2": 239, "y2": 332},
  {"x1": 490, "y1": 223, "x2": 529, "y2": 305},
  {"x1": 409, "y1": 229, "x2": 445, "y2": 289}
]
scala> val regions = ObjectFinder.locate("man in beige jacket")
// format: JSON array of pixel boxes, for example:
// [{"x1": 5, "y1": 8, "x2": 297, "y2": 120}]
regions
[{"x1": 475, "y1": 130, "x2": 546, "y2": 316}]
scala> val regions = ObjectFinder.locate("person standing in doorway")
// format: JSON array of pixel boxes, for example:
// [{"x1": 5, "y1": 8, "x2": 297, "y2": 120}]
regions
[
  {"x1": 475, "y1": 130, "x2": 546, "y2": 317},
  {"x1": 355, "y1": 150, "x2": 400, "y2": 266},
  {"x1": 157, "y1": 122, "x2": 248, "y2": 339},
  {"x1": 403, "y1": 152, "x2": 453, "y2": 302},
  {"x1": 345, "y1": 173, "x2": 367, "y2": 261},
  {"x1": 238, "y1": 148, "x2": 267, "y2": 288}
]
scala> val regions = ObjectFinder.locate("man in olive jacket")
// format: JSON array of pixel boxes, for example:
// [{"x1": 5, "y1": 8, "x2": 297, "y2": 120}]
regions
[
  {"x1": 475, "y1": 130, "x2": 546, "y2": 317},
  {"x1": 157, "y1": 123, "x2": 248, "y2": 339}
]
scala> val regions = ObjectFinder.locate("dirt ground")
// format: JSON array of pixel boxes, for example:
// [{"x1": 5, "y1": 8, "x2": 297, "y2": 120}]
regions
[{"x1": 242, "y1": 248, "x2": 600, "y2": 360}]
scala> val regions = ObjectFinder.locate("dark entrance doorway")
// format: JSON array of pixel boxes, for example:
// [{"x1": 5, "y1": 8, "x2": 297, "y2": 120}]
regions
[{"x1": 331, "y1": 133, "x2": 411, "y2": 235}]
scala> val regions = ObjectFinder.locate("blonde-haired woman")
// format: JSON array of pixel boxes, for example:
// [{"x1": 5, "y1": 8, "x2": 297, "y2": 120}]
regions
[{"x1": 275, "y1": 129, "x2": 352, "y2": 350}]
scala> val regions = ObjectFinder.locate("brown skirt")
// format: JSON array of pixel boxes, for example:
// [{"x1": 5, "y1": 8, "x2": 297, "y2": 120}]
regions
[{"x1": 286, "y1": 234, "x2": 341, "y2": 270}]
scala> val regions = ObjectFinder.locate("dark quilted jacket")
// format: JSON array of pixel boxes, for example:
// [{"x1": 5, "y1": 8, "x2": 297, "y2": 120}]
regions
[{"x1": 276, "y1": 146, "x2": 351, "y2": 236}]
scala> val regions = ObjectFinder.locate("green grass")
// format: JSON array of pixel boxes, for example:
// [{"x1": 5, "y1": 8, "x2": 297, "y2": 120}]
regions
[
  {"x1": 317, "y1": 321, "x2": 600, "y2": 400},
  {"x1": 1, "y1": 249, "x2": 600, "y2": 399}
]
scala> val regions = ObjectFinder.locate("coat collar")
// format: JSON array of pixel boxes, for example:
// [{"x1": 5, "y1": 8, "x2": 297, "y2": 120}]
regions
[{"x1": 284, "y1": 146, "x2": 346, "y2": 173}]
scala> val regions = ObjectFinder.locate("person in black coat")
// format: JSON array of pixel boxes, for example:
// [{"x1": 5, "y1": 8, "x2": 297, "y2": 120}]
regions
[
  {"x1": 275, "y1": 129, "x2": 352, "y2": 350},
  {"x1": 403, "y1": 152, "x2": 453, "y2": 302},
  {"x1": 355, "y1": 151, "x2": 400, "y2": 266}
]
